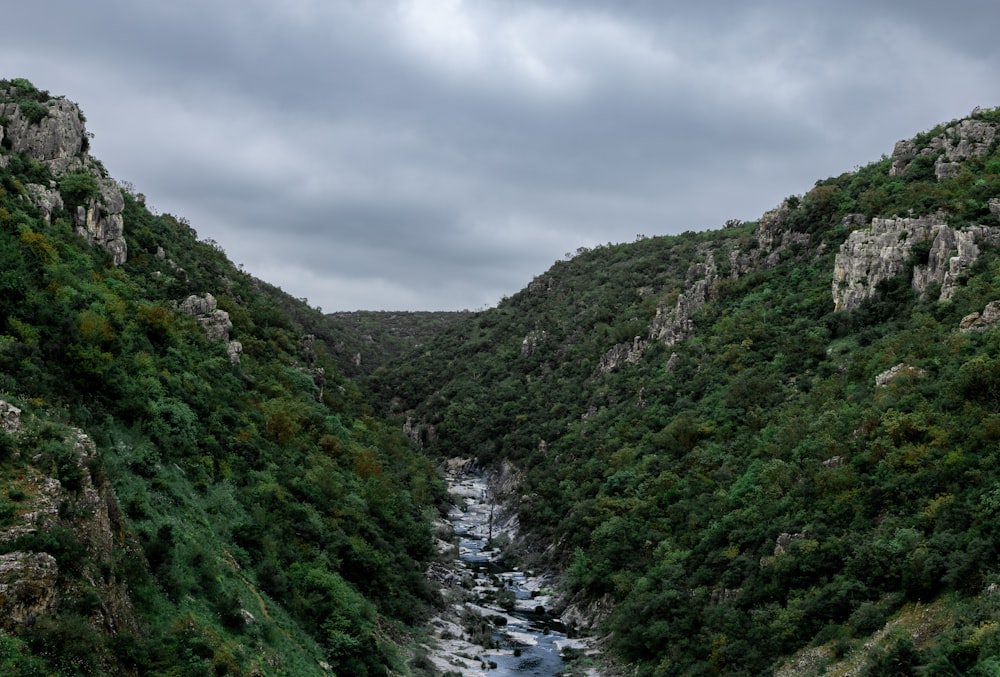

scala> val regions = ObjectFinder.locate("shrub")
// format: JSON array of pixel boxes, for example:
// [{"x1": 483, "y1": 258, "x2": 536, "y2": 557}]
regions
[
  {"x1": 17, "y1": 100, "x2": 49, "y2": 124},
  {"x1": 59, "y1": 171, "x2": 100, "y2": 209}
]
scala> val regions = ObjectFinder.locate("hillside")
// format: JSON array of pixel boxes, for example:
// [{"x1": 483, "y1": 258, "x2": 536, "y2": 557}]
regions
[
  {"x1": 7, "y1": 74, "x2": 1000, "y2": 677},
  {"x1": 374, "y1": 107, "x2": 1000, "y2": 674},
  {"x1": 0, "y1": 78, "x2": 447, "y2": 676},
  {"x1": 326, "y1": 310, "x2": 471, "y2": 375}
]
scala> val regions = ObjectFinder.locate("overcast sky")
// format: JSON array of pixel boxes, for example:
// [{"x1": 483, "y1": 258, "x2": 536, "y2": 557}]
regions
[{"x1": 4, "y1": 1, "x2": 1000, "y2": 310}]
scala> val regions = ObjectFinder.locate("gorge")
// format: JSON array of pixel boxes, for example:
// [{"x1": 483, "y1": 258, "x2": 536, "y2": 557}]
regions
[{"x1": 4, "y1": 78, "x2": 1000, "y2": 675}]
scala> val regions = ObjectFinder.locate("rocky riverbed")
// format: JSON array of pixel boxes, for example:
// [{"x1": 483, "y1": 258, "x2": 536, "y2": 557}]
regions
[{"x1": 421, "y1": 469, "x2": 603, "y2": 676}]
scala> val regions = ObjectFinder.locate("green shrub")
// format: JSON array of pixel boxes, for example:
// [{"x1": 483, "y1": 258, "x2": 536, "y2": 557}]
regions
[
  {"x1": 17, "y1": 101, "x2": 49, "y2": 125},
  {"x1": 59, "y1": 171, "x2": 100, "y2": 209}
]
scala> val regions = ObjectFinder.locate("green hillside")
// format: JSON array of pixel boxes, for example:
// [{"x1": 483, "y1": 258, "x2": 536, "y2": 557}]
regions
[
  {"x1": 7, "y1": 75, "x2": 1000, "y2": 676},
  {"x1": 0, "y1": 78, "x2": 445, "y2": 676},
  {"x1": 325, "y1": 310, "x2": 471, "y2": 376},
  {"x1": 374, "y1": 108, "x2": 1000, "y2": 674}
]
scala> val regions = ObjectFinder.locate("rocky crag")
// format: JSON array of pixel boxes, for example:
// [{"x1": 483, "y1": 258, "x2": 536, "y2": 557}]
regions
[
  {"x1": 1, "y1": 80, "x2": 127, "y2": 264},
  {"x1": 0, "y1": 401, "x2": 142, "y2": 673}
]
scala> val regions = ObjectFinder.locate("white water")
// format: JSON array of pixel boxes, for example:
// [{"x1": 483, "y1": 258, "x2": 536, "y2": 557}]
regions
[{"x1": 426, "y1": 474, "x2": 597, "y2": 676}]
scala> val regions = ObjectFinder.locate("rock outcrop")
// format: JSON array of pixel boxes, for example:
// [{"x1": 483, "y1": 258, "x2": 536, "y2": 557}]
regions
[
  {"x1": 832, "y1": 215, "x2": 1000, "y2": 312},
  {"x1": 890, "y1": 117, "x2": 998, "y2": 180},
  {"x1": 875, "y1": 363, "x2": 927, "y2": 387},
  {"x1": 0, "y1": 83, "x2": 127, "y2": 264},
  {"x1": 0, "y1": 400, "x2": 21, "y2": 434},
  {"x1": 0, "y1": 402, "x2": 141, "y2": 641},
  {"x1": 24, "y1": 182, "x2": 64, "y2": 223},
  {"x1": 177, "y1": 293, "x2": 243, "y2": 364},
  {"x1": 597, "y1": 335, "x2": 646, "y2": 373},
  {"x1": 597, "y1": 199, "x2": 812, "y2": 374},
  {"x1": 0, "y1": 96, "x2": 86, "y2": 169},
  {"x1": 73, "y1": 173, "x2": 128, "y2": 266},
  {"x1": 959, "y1": 301, "x2": 1000, "y2": 333},
  {"x1": 0, "y1": 551, "x2": 60, "y2": 625},
  {"x1": 649, "y1": 245, "x2": 718, "y2": 346}
]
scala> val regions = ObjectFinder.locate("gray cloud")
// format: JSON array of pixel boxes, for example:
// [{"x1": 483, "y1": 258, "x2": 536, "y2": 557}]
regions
[{"x1": 3, "y1": 1, "x2": 999, "y2": 310}]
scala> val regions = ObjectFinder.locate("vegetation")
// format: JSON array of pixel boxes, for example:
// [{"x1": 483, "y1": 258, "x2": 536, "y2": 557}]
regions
[
  {"x1": 325, "y1": 310, "x2": 471, "y2": 376},
  {"x1": 374, "y1": 109, "x2": 1000, "y2": 674},
  {"x1": 0, "y1": 79, "x2": 446, "y2": 675},
  {"x1": 6, "y1": 76, "x2": 1000, "y2": 676}
]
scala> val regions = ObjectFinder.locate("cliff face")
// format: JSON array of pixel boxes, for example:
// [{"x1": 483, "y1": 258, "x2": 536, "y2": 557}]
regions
[
  {"x1": 0, "y1": 401, "x2": 141, "y2": 672},
  {"x1": 0, "y1": 80, "x2": 127, "y2": 263},
  {"x1": 832, "y1": 114, "x2": 1000, "y2": 312},
  {"x1": 890, "y1": 117, "x2": 997, "y2": 180},
  {"x1": 832, "y1": 215, "x2": 1000, "y2": 311}
]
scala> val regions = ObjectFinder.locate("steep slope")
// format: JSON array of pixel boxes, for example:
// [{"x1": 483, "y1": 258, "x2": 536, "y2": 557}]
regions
[
  {"x1": 0, "y1": 78, "x2": 445, "y2": 676},
  {"x1": 325, "y1": 310, "x2": 471, "y2": 376},
  {"x1": 375, "y1": 107, "x2": 1000, "y2": 674}
]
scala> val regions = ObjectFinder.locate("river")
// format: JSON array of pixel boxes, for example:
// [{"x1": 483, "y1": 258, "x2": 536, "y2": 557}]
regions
[{"x1": 424, "y1": 471, "x2": 601, "y2": 676}]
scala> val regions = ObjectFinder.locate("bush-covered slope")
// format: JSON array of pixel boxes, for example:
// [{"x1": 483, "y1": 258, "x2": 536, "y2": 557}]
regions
[
  {"x1": 375, "y1": 108, "x2": 1000, "y2": 674},
  {"x1": 0, "y1": 78, "x2": 445, "y2": 676},
  {"x1": 325, "y1": 310, "x2": 471, "y2": 376}
]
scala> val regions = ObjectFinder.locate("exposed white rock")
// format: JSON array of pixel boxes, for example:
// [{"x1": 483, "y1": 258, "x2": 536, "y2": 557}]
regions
[
  {"x1": 0, "y1": 552, "x2": 59, "y2": 626},
  {"x1": 959, "y1": 301, "x2": 1000, "y2": 333},
  {"x1": 520, "y1": 329, "x2": 547, "y2": 358},
  {"x1": 651, "y1": 246, "x2": 718, "y2": 345},
  {"x1": 0, "y1": 400, "x2": 22, "y2": 434},
  {"x1": 0, "y1": 97, "x2": 84, "y2": 166},
  {"x1": 832, "y1": 215, "x2": 1000, "y2": 312},
  {"x1": 875, "y1": 363, "x2": 927, "y2": 387},
  {"x1": 24, "y1": 182, "x2": 63, "y2": 223},
  {"x1": 890, "y1": 117, "x2": 997, "y2": 180},
  {"x1": 1, "y1": 89, "x2": 127, "y2": 263},
  {"x1": 177, "y1": 293, "x2": 241, "y2": 363},
  {"x1": 73, "y1": 174, "x2": 128, "y2": 265}
]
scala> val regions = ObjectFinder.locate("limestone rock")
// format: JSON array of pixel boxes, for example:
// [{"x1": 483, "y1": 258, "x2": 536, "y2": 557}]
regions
[
  {"x1": 0, "y1": 551, "x2": 59, "y2": 627},
  {"x1": 935, "y1": 162, "x2": 961, "y2": 180},
  {"x1": 0, "y1": 97, "x2": 84, "y2": 167},
  {"x1": 596, "y1": 336, "x2": 645, "y2": 374},
  {"x1": 178, "y1": 293, "x2": 241, "y2": 362},
  {"x1": 179, "y1": 292, "x2": 219, "y2": 316},
  {"x1": 889, "y1": 139, "x2": 918, "y2": 177},
  {"x1": 773, "y1": 532, "x2": 805, "y2": 557},
  {"x1": 24, "y1": 182, "x2": 63, "y2": 223},
  {"x1": 1, "y1": 88, "x2": 127, "y2": 263},
  {"x1": 728, "y1": 199, "x2": 811, "y2": 277},
  {"x1": 521, "y1": 330, "x2": 547, "y2": 358},
  {"x1": 649, "y1": 245, "x2": 718, "y2": 345},
  {"x1": 403, "y1": 416, "x2": 436, "y2": 447},
  {"x1": 0, "y1": 400, "x2": 21, "y2": 434},
  {"x1": 890, "y1": 117, "x2": 997, "y2": 180},
  {"x1": 0, "y1": 428, "x2": 140, "y2": 636},
  {"x1": 73, "y1": 173, "x2": 128, "y2": 265},
  {"x1": 227, "y1": 340, "x2": 244, "y2": 363},
  {"x1": 990, "y1": 198, "x2": 1000, "y2": 222},
  {"x1": 959, "y1": 301, "x2": 1000, "y2": 333},
  {"x1": 597, "y1": 197, "x2": 810, "y2": 375},
  {"x1": 832, "y1": 215, "x2": 999, "y2": 311},
  {"x1": 875, "y1": 363, "x2": 927, "y2": 387}
]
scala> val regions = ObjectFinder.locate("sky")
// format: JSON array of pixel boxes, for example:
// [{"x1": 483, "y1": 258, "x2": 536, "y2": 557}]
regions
[{"x1": 4, "y1": 1, "x2": 1000, "y2": 311}]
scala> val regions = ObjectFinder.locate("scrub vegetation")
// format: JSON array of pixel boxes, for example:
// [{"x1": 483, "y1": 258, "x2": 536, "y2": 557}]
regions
[
  {"x1": 6, "y1": 76, "x2": 1000, "y2": 675},
  {"x1": 373, "y1": 107, "x2": 1000, "y2": 674},
  {"x1": 0, "y1": 79, "x2": 445, "y2": 676}
]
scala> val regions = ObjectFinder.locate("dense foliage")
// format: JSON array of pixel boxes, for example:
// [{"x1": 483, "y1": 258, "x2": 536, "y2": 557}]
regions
[
  {"x1": 0, "y1": 79, "x2": 445, "y2": 676},
  {"x1": 374, "y1": 109, "x2": 1000, "y2": 674},
  {"x1": 325, "y1": 310, "x2": 471, "y2": 377}
]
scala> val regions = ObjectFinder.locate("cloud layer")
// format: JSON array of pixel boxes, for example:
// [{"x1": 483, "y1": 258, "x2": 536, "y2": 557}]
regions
[{"x1": 4, "y1": 1, "x2": 999, "y2": 310}]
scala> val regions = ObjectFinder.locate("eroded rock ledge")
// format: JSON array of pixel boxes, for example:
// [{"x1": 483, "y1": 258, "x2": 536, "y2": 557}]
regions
[
  {"x1": 0, "y1": 84, "x2": 127, "y2": 264},
  {"x1": 832, "y1": 215, "x2": 1000, "y2": 312}
]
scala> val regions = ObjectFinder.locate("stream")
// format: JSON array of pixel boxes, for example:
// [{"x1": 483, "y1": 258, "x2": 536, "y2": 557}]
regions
[{"x1": 424, "y1": 472, "x2": 600, "y2": 676}]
